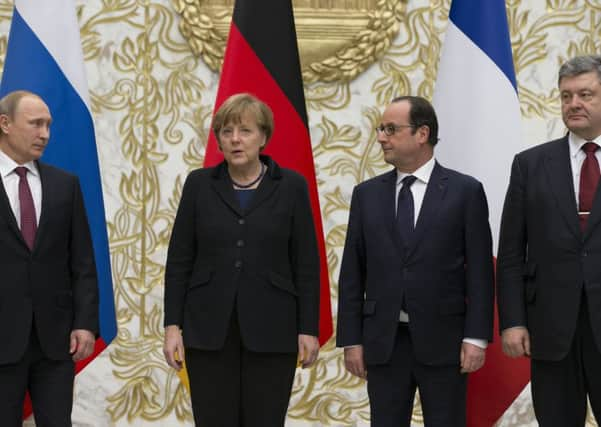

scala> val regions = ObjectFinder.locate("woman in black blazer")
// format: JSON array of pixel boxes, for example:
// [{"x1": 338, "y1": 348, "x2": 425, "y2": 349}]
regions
[{"x1": 163, "y1": 93, "x2": 320, "y2": 426}]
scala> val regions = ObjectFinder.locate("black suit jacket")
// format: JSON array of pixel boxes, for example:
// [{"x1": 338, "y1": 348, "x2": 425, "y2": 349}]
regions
[
  {"x1": 0, "y1": 161, "x2": 98, "y2": 364},
  {"x1": 337, "y1": 162, "x2": 494, "y2": 365},
  {"x1": 497, "y1": 136, "x2": 601, "y2": 360},
  {"x1": 164, "y1": 155, "x2": 320, "y2": 353}
]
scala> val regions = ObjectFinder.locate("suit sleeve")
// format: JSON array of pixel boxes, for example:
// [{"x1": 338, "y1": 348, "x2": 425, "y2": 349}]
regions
[
  {"x1": 70, "y1": 177, "x2": 100, "y2": 334},
  {"x1": 164, "y1": 173, "x2": 198, "y2": 327},
  {"x1": 336, "y1": 186, "x2": 366, "y2": 347},
  {"x1": 463, "y1": 181, "x2": 495, "y2": 341},
  {"x1": 289, "y1": 177, "x2": 320, "y2": 336},
  {"x1": 497, "y1": 155, "x2": 528, "y2": 331}
]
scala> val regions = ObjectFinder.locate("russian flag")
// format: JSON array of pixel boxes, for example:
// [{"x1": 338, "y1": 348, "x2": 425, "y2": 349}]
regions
[
  {"x1": 433, "y1": 0, "x2": 529, "y2": 425},
  {"x1": 0, "y1": 0, "x2": 117, "y2": 416}
]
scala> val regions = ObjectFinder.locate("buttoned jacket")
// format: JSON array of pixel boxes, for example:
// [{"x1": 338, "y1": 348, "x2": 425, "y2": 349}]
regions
[{"x1": 164, "y1": 156, "x2": 320, "y2": 353}]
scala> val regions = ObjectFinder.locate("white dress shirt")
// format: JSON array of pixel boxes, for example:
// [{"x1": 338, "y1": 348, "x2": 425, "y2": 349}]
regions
[
  {"x1": 0, "y1": 148, "x2": 42, "y2": 227},
  {"x1": 396, "y1": 156, "x2": 486, "y2": 349}
]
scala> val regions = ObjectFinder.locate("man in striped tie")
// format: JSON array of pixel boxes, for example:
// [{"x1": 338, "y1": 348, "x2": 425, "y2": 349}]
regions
[
  {"x1": 0, "y1": 90, "x2": 98, "y2": 426},
  {"x1": 498, "y1": 55, "x2": 601, "y2": 426}
]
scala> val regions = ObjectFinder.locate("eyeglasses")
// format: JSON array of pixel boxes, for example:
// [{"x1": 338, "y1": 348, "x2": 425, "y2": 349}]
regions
[{"x1": 375, "y1": 123, "x2": 414, "y2": 136}]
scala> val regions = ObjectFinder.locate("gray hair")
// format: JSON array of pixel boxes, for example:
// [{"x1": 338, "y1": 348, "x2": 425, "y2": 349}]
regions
[{"x1": 558, "y1": 55, "x2": 601, "y2": 86}]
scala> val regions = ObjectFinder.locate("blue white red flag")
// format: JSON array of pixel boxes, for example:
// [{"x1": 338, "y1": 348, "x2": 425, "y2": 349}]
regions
[
  {"x1": 433, "y1": 0, "x2": 529, "y2": 425},
  {"x1": 0, "y1": 0, "x2": 117, "y2": 403}
]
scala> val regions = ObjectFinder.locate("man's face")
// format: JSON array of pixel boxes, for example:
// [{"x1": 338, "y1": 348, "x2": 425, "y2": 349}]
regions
[
  {"x1": 560, "y1": 71, "x2": 601, "y2": 140},
  {"x1": 377, "y1": 100, "x2": 428, "y2": 172},
  {"x1": 0, "y1": 95, "x2": 51, "y2": 164}
]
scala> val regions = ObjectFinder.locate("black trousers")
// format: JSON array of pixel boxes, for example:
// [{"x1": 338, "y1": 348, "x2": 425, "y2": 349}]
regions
[
  {"x1": 186, "y1": 313, "x2": 297, "y2": 427},
  {"x1": 366, "y1": 323, "x2": 467, "y2": 427},
  {"x1": 531, "y1": 294, "x2": 601, "y2": 426},
  {"x1": 0, "y1": 325, "x2": 74, "y2": 427}
]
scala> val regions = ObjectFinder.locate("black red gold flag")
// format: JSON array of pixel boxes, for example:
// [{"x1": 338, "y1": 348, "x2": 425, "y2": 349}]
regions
[{"x1": 204, "y1": 0, "x2": 334, "y2": 345}]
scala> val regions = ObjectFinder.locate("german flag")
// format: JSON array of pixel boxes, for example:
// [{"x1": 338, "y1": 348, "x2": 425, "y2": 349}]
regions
[{"x1": 203, "y1": 0, "x2": 333, "y2": 346}]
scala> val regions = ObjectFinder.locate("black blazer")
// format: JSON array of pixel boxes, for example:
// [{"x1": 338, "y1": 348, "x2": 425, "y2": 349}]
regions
[
  {"x1": 164, "y1": 155, "x2": 320, "y2": 353},
  {"x1": 497, "y1": 136, "x2": 601, "y2": 360},
  {"x1": 337, "y1": 162, "x2": 494, "y2": 365},
  {"x1": 0, "y1": 161, "x2": 98, "y2": 364}
]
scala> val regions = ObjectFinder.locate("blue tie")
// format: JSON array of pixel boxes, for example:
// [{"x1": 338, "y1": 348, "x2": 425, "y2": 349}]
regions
[{"x1": 396, "y1": 175, "x2": 417, "y2": 247}]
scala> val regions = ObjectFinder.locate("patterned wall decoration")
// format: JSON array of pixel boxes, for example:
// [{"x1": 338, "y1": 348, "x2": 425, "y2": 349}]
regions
[{"x1": 0, "y1": 0, "x2": 598, "y2": 425}]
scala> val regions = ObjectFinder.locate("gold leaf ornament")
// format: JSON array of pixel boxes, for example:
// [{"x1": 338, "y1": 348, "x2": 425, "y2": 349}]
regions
[{"x1": 172, "y1": 0, "x2": 405, "y2": 83}]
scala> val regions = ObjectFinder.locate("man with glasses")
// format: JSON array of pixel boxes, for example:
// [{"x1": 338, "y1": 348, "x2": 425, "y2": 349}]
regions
[{"x1": 337, "y1": 95, "x2": 494, "y2": 427}]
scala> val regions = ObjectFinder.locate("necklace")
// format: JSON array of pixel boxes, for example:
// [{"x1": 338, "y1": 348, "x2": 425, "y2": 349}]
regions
[{"x1": 230, "y1": 162, "x2": 266, "y2": 189}]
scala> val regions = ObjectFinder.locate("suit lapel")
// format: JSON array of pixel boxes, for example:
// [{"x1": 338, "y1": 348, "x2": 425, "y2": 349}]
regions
[
  {"x1": 209, "y1": 156, "x2": 283, "y2": 217},
  {"x1": 34, "y1": 162, "x2": 52, "y2": 250},
  {"x1": 244, "y1": 171, "x2": 279, "y2": 215},
  {"x1": 210, "y1": 170, "x2": 244, "y2": 217},
  {"x1": 0, "y1": 174, "x2": 24, "y2": 244},
  {"x1": 405, "y1": 162, "x2": 448, "y2": 259},
  {"x1": 543, "y1": 138, "x2": 580, "y2": 240}
]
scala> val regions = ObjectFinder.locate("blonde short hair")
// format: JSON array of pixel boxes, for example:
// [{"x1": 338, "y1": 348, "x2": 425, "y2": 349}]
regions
[{"x1": 212, "y1": 93, "x2": 274, "y2": 147}]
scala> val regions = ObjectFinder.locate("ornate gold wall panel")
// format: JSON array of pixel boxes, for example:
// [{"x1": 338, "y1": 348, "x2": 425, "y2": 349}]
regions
[{"x1": 0, "y1": 0, "x2": 597, "y2": 425}]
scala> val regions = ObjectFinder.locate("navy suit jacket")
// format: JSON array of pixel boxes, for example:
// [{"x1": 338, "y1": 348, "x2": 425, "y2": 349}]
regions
[
  {"x1": 0, "y1": 161, "x2": 98, "y2": 364},
  {"x1": 337, "y1": 162, "x2": 494, "y2": 365},
  {"x1": 497, "y1": 136, "x2": 601, "y2": 360}
]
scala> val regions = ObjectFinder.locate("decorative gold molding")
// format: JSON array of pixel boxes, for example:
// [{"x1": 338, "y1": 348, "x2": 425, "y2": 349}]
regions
[{"x1": 171, "y1": 0, "x2": 405, "y2": 83}]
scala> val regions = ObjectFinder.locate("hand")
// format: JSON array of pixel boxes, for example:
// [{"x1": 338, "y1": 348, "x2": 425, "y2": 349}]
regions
[
  {"x1": 502, "y1": 327, "x2": 531, "y2": 358},
  {"x1": 70, "y1": 329, "x2": 95, "y2": 362},
  {"x1": 460, "y1": 342, "x2": 486, "y2": 373},
  {"x1": 344, "y1": 345, "x2": 367, "y2": 379},
  {"x1": 298, "y1": 334, "x2": 319, "y2": 368},
  {"x1": 163, "y1": 325, "x2": 185, "y2": 371}
]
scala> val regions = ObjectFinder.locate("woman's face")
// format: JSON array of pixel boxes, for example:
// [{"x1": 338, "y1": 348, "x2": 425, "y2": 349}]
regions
[{"x1": 218, "y1": 112, "x2": 266, "y2": 169}]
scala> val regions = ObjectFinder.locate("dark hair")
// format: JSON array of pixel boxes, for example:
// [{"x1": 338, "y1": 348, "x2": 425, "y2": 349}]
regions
[
  {"x1": 558, "y1": 55, "x2": 601, "y2": 86},
  {"x1": 391, "y1": 95, "x2": 439, "y2": 146}
]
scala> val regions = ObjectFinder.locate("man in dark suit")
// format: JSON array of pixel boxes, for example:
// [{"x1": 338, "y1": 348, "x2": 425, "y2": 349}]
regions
[
  {"x1": 337, "y1": 95, "x2": 494, "y2": 427},
  {"x1": 0, "y1": 90, "x2": 98, "y2": 426},
  {"x1": 497, "y1": 55, "x2": 601, "y2": 426}
]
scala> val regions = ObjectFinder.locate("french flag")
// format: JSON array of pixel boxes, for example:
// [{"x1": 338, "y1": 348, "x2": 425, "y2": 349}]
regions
[
  {"x1": 0, "y1": 0, "x2": 117, "y2": 417},
  {"x1": 433, "y1": 0, "x2": 529, "y2": 425}
]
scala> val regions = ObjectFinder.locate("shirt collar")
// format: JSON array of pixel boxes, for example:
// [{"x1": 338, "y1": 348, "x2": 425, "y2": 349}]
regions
[
  {"x1": 568, "y1": 132, "x2": 601, "y2": 159},
  {"x1": 0, "y1": 148, "x2": 39, "y2": 179},
  {"x1": 396, "y1": 155, "x2": 435, "y2": 186}
]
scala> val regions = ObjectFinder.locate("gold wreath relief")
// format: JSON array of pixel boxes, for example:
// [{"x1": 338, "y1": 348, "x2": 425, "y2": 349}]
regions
[{"x1": 171, "y1": 0, "x2": 405, "y2": 84}]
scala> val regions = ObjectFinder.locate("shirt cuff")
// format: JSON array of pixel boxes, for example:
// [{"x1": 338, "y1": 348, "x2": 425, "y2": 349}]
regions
[{"x1": 463, "y1": 338, "x2": 487, "y2": 349}]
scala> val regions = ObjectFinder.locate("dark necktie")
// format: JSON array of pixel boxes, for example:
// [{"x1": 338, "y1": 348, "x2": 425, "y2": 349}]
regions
[
  {"x1": 579, "y1": 142, "x2": 600, "y2": 232},
  {"x1": 15, "y1": 167, "x2": 37, "y2": 250},
  {"x1": 396, "y1": 175, "x2": 417, "y2": 246}
]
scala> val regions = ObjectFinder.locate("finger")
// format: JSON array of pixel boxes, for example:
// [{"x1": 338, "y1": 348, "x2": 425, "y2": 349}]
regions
[
  {"x1": 298, "y1": 342, "x2": 305, "y2": 365},
  {"x1": 72, "y1": 346, "x2": 85, "y2": 362},
  {"x1": 177, "y1": 343, "x2": 185, "y2": 363},
  {"x1": 79, "y1": 341, "x2": 92, "y2": 360},
  {"x1": 524, "y1": 334, "x2": 531, "y2": 356},
  {"x1": 164, "y1": 347, "x2": 177, "y2": 369},
  {"x1": 70, "y1": 334, "x2": 78, "y2": 354},
  {"x1": 304, "y1": 348, "x2": 319, "y2": 368}
]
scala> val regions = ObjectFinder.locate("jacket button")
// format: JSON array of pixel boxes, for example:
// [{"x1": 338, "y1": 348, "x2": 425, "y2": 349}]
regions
[
  {"x1": 238, "y1": 218, "x2": 245, "y2": 225},
  {"x1": 234, "y1": 260, "x2": 242, "y2": 269},
  {"x1": 236, "y1": 240, "x2": 244, "y2": 247}
]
